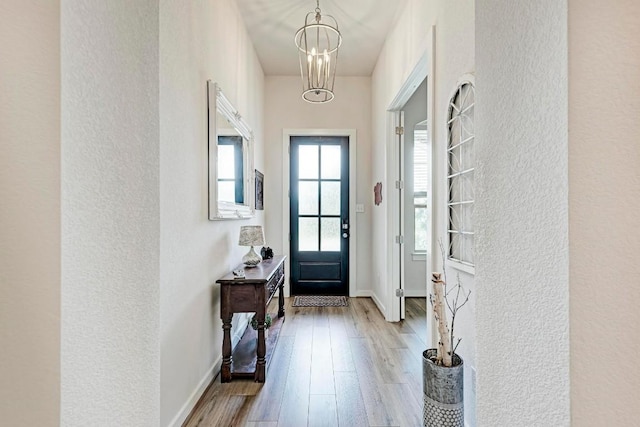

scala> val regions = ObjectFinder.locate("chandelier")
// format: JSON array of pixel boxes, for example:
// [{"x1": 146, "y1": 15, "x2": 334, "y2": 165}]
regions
[{"x1": 294, "y1": 0, "x2": 342, "y2": 103}]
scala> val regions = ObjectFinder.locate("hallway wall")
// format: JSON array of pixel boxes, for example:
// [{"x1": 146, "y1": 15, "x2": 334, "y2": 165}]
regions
[
  {"x1": 0, "y1": 1, "x2": 61, "y2": 425},
  {"x1": 159, "y1": 0, "x2": 265, "y2": 426},
  {"x1": 61, "y1": 1, "x2": 161, "y2": 425},
  {"x1": 568, "y1": 0, "x2": 640, "y2": 424},
  {"x1": 263, "y1": 75, "x2": 372, "y2": 298},
  {"x1": 476, "y1": 1, "x2": 570, "y2": 425}
]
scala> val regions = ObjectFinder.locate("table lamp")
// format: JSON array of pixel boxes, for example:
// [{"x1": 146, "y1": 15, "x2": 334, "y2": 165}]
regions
[{"x1": 238, "y1": 225, "x2": 265, "y2": 267}]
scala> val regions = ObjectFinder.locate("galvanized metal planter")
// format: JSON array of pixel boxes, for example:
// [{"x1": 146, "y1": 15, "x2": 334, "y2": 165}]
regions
[{"x1": 422, "y1": 349, "x2": 464, "y2": 427}]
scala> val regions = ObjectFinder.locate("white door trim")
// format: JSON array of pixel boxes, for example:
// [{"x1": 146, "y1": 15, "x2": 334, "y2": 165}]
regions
[
  {"x1": 385, "y1": 25, "x2": 436, "y2": 334},
  {"x1": 281, "y1": 129, "x2": 358, "y2": 297}
]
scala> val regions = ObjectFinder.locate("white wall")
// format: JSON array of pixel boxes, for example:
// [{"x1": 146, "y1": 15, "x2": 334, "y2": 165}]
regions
[
  {"x1": 159, "y1": 0, "x2": 265, "y2": 425},
  {"x1": 371, "y1": 0, "x2": 476, "y2": 424},
  {"x1": 403, "y1": 79, "x2": 427, "y2": 297},
  {"x1": 475, "y1": 1, "x2": 570, "y2": 426},
  {"x1": 0, "y1": 1, "x2": 60, "y2": 425},
  {"x1": 263, "y1": 76, "x2": 372, "y2": 297},
  {"x1": 568, "y1": 1, "x2": 640, "y2": 425},
  {"x1": 61, "y1": 1, "x2": 161, "y2": 425}
]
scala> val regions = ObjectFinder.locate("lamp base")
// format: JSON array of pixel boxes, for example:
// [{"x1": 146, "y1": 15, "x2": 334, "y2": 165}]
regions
[{"x1": 242, "y1": 246, "x2": 262, "y2": 267}]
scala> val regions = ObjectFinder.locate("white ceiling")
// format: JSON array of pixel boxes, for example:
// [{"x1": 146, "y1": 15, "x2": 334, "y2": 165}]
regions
[{"x1": 234, "y1": 0, "x2": 407, "y2": 76}]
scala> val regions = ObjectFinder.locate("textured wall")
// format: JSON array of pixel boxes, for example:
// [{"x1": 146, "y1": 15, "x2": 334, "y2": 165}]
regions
[
  {"x1": 61, "y1": 1, "x2": 160, "y2": 425},
  {"x1": 475, "y1": 1, "x2": 570, "y2": 426},
  {"x1": 569, "y1": 1, "x2": 640, "y2": 424},
  {"x1": 0, "y1": 1, "x2": 61, "y2": 425},
  {"x1": 263, "y1": 75, "x2": 372, "y2": 297},
  {"x1": 159, "y1": 0, "x2": 265, "y2": 425}
]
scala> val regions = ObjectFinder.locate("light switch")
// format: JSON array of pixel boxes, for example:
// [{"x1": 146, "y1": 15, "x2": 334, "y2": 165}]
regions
[{"x1": 356, "y1": 203, "x2": 365, "y2": 213}]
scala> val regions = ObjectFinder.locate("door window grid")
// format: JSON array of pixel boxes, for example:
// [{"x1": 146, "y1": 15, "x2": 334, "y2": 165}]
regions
[
  {"x1": 298, "y1": 144, "x2": 342, "y2": 252},
  {"x1": 447, "y1": 82, "x2": 475, "y2": 266}
]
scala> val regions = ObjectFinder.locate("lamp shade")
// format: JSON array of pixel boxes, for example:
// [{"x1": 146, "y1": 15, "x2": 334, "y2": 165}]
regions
[{"x1": 238, "y1": 225, "x2": 265, "y2": 247}]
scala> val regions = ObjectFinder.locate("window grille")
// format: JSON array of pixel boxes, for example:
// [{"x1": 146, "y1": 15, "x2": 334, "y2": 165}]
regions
[{"x1": 447, "y1": 82, "x2": 474, "y2": 266}]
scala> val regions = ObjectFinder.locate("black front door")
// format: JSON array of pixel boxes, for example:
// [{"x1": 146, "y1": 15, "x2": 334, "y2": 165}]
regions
[{"x1": 290, "y1": 136, "x2": 349, "y2": 295}]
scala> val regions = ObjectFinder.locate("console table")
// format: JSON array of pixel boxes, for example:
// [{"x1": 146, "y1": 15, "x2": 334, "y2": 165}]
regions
[{"x1": 217, "y1": 255, "x2": 286, "y2": 382}]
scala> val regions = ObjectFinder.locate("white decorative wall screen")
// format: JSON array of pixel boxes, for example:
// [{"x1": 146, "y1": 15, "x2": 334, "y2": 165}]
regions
[{"x1": 447, "y1": 81, "x2": 475, "y2": 266}]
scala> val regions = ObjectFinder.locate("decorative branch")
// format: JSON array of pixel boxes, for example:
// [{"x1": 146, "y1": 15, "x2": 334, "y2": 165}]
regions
[{"x1": 430, "y1": 240, "x2": 472, "y2": 367}]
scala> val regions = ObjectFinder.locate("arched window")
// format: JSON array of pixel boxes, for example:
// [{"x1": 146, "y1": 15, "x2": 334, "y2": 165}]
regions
[{"x1": 447, "y1": 81, "x2": 475, "y2": 267}]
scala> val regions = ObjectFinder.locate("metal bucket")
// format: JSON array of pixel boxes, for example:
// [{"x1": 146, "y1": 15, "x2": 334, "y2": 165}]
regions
[{"x1": 422, "y1": 349, "x2": 464, "y2": 427}]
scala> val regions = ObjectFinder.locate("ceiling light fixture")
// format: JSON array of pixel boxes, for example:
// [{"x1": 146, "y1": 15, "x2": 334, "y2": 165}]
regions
[{"x1": 294, "y1": 0, "x2": 342, "y2": 103}]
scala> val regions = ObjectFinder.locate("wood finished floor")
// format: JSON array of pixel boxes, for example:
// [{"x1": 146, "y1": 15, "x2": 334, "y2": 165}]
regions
[{"x1": 184, "y1": 297, "x2": 428, "y2": 427}]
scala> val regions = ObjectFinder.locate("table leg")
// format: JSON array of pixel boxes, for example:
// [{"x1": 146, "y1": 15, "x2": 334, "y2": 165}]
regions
[
  {"x1": 255, "y1": 311, "x2": 266, "y2": 382},
  {"x1": 278, "y1": 281, "x2": 285, "y2": 318},
  {"x1": 221, "y1": 315, "x2": 232, "y2": 382}
]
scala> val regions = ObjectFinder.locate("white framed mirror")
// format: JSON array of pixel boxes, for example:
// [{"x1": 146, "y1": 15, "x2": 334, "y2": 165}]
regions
[{"x1": 207, "y1": 80, "x2": 255, "y2": 220}]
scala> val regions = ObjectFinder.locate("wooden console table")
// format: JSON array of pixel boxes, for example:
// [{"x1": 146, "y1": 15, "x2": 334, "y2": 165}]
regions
[{"x1": 217, "y1": 255, "x2": 286, "y2": 382}]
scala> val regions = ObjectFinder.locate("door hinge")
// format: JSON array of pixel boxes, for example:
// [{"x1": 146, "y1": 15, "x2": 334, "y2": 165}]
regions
[
  {"x1": 395, "y1": 126, "x2": 404, "y2": 135},
  {"x1": 395, "y1": 288, "x2": 405, "y2": 297},
  {"x1": 395, "y1": 180, "x2": 404, "y2": 190},
  {"x1": 395, "y1": 235, "x2": 404, "y2": 244}
]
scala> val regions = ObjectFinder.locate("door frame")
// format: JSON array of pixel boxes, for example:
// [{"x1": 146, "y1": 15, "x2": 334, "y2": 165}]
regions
[
  {"x1": 385, "y1": 25, "x2": 436, "y2": 337},
  {"x1": 281, "y1": 128, "x2": 357, "y2": 297}
]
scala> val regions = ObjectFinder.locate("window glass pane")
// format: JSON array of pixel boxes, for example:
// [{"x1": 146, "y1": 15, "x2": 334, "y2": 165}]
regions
[
  {"x1": 321, "y1": 181, "x2": 340, "y2": 215},
  {"x1": 321, "y1": 145, "x2": 341, "y2": 179},
  {"x1": 461, "y1": 234, "x2": 474, "y2": 264},
  {"x1": 218, "y1": 145, "x2": 235, "y2": 179},
  {"x1": 299, "y1": 145, "x2": 319, "y2": 179},
  {"x1": 414, "y1": 129, "x2": 429, "y2": 194},
  {"x1": 414, "y1": 207, "x2": 428, "y2": 252},
  {"x1": 299, "y1": 181, "x2": 318, "y2": 215},
  {"x1": 461, "y1": 172, "x2": 474, "y2": 201},
  {"x1": 320, "y1": 218, "x2": 340, "y2": 251},
  {"x1": 449, "y1": 176, "x2": 461, "y2": 203},
  {"x1": 449, "y1": 232, "x2": 461, "y2": 261},
  {"x1": 448, "y1": 147, "x2": 461, "y2": 174},
  {"x1": 449, "y1": 204, "x2": 461, "y2": 231},
  {"x1": 462, "y1": 204, "x2": 473, "y2": 233},
  {"x1": 299, "y1": 218, "x2": 318, "y2": 251},
  {"x1": 218, "y1": 181, "x2": 235, "y2": 203}
]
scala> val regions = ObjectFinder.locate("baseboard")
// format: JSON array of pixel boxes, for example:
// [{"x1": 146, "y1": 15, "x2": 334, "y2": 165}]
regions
[
  {"x1": 354, "y1": 290, "x2": 372, "y2": 298},
  {"x1": 167, "y1": 354, "x2": 221, "y2": 427},
  {"x1": 167, "y1": 314, "x2": 250, "y2": 427},
  {"x1": 370, "y1": 292, "x2": 386, "y2": 317}
]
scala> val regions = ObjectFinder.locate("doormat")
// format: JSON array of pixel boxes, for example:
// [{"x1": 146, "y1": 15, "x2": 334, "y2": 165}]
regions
[{"x1": 292, "y1": 296, "x2": 349, "y2": 307}]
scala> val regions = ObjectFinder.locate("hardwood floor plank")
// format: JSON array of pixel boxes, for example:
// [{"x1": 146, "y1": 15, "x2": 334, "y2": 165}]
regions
[
  {"x1": 327, "y1": 307, "x2": 356, "y2": 372},
  {"x1": 310, "y1": 325, "x2": 335, "y2": 395},
  {"x1": 382, "y1": 383, "x2": 423, "y2": 427},
  {"x1": 349, "y1": 338, "x2": 396, "y2": 426},
  {"x1": 334, "y1": 371, "x2": 369, "y2": 427},
  {"x1": 246, "y1": 335, "x2": 295, "y2": 422},
  {"x1": 276, "y1": 308, "x2": 313, "y2": 427},
  {"x1": 308, "y1": 394, "x2": 338, "y2": 427},
  {"x1": 245, "y1": 422, "x2": 278, "y2": 427}
]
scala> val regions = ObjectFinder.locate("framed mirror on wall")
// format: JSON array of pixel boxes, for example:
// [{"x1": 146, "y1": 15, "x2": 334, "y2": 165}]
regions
[{"x1": 207, "y1": 80, "x2": 255, "y2": 220}]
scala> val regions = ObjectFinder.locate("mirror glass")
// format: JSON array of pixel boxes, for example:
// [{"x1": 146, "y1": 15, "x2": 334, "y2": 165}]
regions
[{"x1": 208, "y1": 81, "x2": 254, "y2": 220}]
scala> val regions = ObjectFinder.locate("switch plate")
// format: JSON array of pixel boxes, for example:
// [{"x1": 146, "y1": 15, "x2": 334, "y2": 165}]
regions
[{"x1": 356, "y1": 203, "x2": 365, "y2": 213}]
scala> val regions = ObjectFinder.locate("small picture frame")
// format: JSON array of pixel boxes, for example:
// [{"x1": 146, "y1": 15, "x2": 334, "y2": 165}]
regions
[{"x1": 255, "y1": 169, "x2": 264, "y2": 210}]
